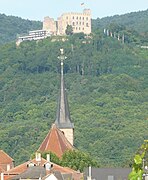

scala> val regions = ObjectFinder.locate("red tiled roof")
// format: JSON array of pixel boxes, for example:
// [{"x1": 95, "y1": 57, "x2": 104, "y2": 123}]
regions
[
  {"x1": 4, "y1": 157, "x2": 83, "y2": 180},
  {"x1": 0, "y1": 150, "x2": 14, "y2": 164},
  {"x1": 4, "y1": 158, "x2": 47, "y2": 180},
  {"x1": 0, "y1": 166, "x2": 4, "y2": 173},
  {"x1": 5, "y1": 158, "x2": 47, "y2": 175},
  {"x1": 38, "y1": 124, "x2": 74, "y2": 158}
]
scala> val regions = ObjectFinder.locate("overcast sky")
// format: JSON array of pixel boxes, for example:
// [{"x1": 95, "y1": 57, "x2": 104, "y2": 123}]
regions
[{"x1": 0, "y1": 0, "x2": 147, "y2": 21}]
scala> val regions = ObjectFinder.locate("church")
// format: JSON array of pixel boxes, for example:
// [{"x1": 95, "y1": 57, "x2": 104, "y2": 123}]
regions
[{"x1": 38, "y1": 48, "x2": 74, "y2": 157}]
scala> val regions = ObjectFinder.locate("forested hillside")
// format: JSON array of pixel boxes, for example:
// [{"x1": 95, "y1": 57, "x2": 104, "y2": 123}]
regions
[
  {"x1": 92, "y1": 9, "x2": 148, "y2": 45},
  {"x1": 0, "y1": 14, "x2": 42, "y2": 45},
  {"x1": 0, "y1": 31, "x2": 148, "y2": 167},
  {"x1": 92, "y1": 9, "x2": 148, "y2": 33}
]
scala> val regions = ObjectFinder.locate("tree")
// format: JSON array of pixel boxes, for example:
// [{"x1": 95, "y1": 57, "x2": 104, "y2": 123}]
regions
[
  {"x1": 65, "y1": 25, "x2": 73, "y2": 35},
  {"x1": 61, "y1": 150, "x2": 99, "y2": 172},
  {"x1": 128, "y1": 140, "x2": 148, "y2": 180}
]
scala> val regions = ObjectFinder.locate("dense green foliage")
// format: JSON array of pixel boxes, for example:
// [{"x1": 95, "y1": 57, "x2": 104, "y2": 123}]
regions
[
  {"x1": 129, "y1": 140, "x2": 148, "y2": 180},
  {"x1": 0, "y1": 13, "x2": 42, "y2": 45},
  {"x1": 92, "y1": 9, "x2": 148, "y2": 45},
  {"x1": 0, "y1": 10, "x2": 148, "y2": 168},
  {"x1": 92, "y1": 9, "x2": 148, "y2": 33},
  {"x1": 61, "y1": 150, "x2": 99, "y2": 172},
  {"x1": 0, "y1": 31, "x2": 147, "y2": 167}
]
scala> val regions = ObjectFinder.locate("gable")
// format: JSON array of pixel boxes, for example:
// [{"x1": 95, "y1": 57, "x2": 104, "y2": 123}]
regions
[{"x1": 0, "y1": 150, "x2": 13, "y2": 164}]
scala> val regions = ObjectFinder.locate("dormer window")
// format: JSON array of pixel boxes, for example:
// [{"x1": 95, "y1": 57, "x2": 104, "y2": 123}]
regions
[{"x1": 27, "y1": 162, "x2": 35, "y2": 167}]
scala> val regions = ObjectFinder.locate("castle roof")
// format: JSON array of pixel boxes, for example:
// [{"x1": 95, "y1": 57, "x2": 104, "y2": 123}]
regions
[
  {"x1": 38, "y1": 124, "x2": 74, "y2": 158},
  {"x1": 0, "y1": 150, "x2": 14, "y2": 164}
]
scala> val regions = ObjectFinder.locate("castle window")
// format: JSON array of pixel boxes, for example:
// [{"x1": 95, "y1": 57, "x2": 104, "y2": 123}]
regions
[
  {"x1": 73, "y1": 16, "x2": 74, "y2": 19},
  {"x1": 83, "y1": 22, "x2": 84, "y2": 25},
  {"x1": 86, "y1": 23, "x2": 89, "y2": 27},
  {"x1": 79, "y1": 27, "x2": 81, "y2": 30},
  {"x1": 66, "y1": 16, "x2": 68, "y2": 19},
  {"x1": 73, "y1": 22, "x2": 75, "y2": 26},
  {"x1": 76, "y1": 27, "x2": 77, "y2": 30},
  {"x1": 83, "y1": 28, "x2": 84, "y2": 30},
  {"x1": 76, "y1": 16, "x2": 78, "y2": 20},
  {"x1": 76, "y1": 22, "x2": 78, "y2": 25},
  {"x1": 86, "y1": 17, "x2": 88, "y2": 20},
  {"x1": 80, "y1": 17, "x2": 81, "y2": 20},
  {"x1": 83, "y1": 17, "x2": 84, "y2": 20},
  {"x1": 79, "y1": 22, "x2": 81, "y2": 25}
]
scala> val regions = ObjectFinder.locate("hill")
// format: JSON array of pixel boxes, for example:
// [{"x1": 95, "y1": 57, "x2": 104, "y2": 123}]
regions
[
  {"x1": 1, "y1": 9, "x2": 148, "y2": 45},
  {"x1": 92, "y1": 9, "x2": 148, "y2": 33},
  {"x1": 0, "y1": 13, "x2": 42, "y2": 45},
  {"x1": 0, "y1": 32, "x2": 147, "y2": 167},
  {"x1": 92, "y1": 9, "x2": 148, "y2": 45}
]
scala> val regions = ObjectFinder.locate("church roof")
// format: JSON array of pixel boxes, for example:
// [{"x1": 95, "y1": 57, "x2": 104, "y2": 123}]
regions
[
  {"x1": 55, "y1": 50, "x2": 74, "y2": 129},
  {"x1": 0, "y1": 150, "x2": 14, "y2": 164},
  {"x1": 38, "y1": 124, "x2": 74, "y2": 158}
]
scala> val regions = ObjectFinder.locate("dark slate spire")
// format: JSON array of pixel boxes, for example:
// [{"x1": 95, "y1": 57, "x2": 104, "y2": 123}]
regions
[{"x1": 55, "y1": 49, "x2": 74, "y2": 129}]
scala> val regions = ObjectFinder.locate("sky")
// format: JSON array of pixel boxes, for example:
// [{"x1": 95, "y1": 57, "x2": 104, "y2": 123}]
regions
[{"x1": 0, "y1": 0, "x2": 147, "y2": 21}]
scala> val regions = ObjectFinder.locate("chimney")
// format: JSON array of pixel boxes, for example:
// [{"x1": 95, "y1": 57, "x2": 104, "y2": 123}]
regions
[
  {"x1": 7, "y1": 164, "x2": 10, "y2": 171},
  {"x1": 87, "y1": 166, "x2": 92, "y2": 180},
  {"x1": 1, "y1": 173, "x2": 4, "y2": 180},
  {"x1": 46, "y1": 154, "x2": 50, "y2": 162},
  {"x1": 35, "y1": 152, "x2": 41, "y2": 162}
]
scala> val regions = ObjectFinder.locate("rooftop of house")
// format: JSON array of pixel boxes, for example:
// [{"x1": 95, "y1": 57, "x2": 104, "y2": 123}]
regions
[
  {"x1": 3, "y1": 156, "x2": 83, "y2": 180},
  {"x1": 84, "y1": 167, "x2": 132, "y2": 180},
  {"x1": 11, "y1": 166, "x2": 46, "y2": 180},
  {"x1": 0, "y1": 150, "x2": 14, "y2": 164}
]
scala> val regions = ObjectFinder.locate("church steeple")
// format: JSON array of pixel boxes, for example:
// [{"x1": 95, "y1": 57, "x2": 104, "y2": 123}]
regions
[{"x1": 55, "y1": 49, "x2": 74, "y2": 145}]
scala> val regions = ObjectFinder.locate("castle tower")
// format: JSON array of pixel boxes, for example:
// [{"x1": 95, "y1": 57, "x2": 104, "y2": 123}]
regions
[
  {"x1": 43, "y1": 16, "x2": 57, "y2": 35},
  {"x1": 57, "y1": 9, "x2": 91, "y2": 35},
  {"x1": 55, "y1": 49, "x2": 74, "y2": 145}
]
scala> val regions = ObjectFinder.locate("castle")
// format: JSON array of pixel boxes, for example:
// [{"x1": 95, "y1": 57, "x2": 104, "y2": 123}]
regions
[
  {"x1": 43, "y1": 9, "x2": 91, "y2": 35},
  {"x1": 16, "y1": 9, "x2": 91, "y2": 45}
]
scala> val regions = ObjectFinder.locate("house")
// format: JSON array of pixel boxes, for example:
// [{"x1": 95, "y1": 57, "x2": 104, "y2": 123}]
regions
[
  {"x1": 2, "y1": 153, "x2": 83, "y2": 180},
  {"x1": 84, "y1": 167, "x2": 131, "y2": 180}
]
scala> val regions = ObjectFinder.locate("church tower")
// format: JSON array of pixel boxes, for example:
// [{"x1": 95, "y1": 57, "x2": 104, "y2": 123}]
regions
[{"x1": 55, "y1": 49, "x2": 74, "y2": 145}]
